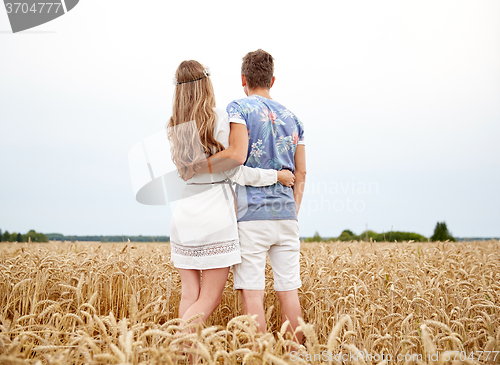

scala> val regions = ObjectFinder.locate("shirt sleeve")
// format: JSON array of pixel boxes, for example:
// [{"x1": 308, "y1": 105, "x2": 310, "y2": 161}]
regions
[
  {"x1": 296, "y1": 116, "x2": 305, "y2": 145},
  {"x1": 226, "y1": 101, "x2": 246, "y2": 125},
  {"x1": 225, "y1": 166, "x2": 277, "y2": 186}
]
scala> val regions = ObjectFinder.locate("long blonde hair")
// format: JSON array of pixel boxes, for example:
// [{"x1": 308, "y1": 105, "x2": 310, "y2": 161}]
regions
[{"x1": 167, "y1": 60, "x2": 224, "y2": 179}]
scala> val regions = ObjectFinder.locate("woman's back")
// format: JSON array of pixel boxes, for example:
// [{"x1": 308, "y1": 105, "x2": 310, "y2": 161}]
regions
[{"x1": 185, "y1": 107, "x2": 237, "y2": 184}]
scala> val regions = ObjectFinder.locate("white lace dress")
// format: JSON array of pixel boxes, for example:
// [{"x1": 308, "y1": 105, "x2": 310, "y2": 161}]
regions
[{"x1": 169, "y1": 108, "x2": 277, "y2": 270}]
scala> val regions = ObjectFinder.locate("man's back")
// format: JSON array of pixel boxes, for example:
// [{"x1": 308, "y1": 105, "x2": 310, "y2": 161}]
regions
[
  {"x1": 227, "y1": 94, "x2": 305, "y2": 222},
  {"x1": 230, "y1": 48, "x2": 304, "y2": 345}
]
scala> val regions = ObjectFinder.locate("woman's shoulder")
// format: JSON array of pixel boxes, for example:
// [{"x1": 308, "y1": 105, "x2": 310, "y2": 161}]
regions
[
  {"x1": 214, "y1": 107, "x2": 228, "y2": 122},
  {"x1": 213, "y1": 107, "x2": 229, "y2": 129},
  {"x1": 213, "y1": 107, "x2": 230, "y2": 148}
]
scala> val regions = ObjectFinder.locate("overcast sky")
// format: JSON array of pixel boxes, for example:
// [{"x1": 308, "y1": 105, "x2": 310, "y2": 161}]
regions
[{"x1": 1, "y1": 1, "x2": 499, "y2": 238}]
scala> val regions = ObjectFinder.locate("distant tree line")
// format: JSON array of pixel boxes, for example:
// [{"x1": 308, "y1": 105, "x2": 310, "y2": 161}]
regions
[
  {"x1": 0, "y1": 230, "x2": 170, "y2": 243},
  {"x1": 46, "y1": 233, "x2": 170, "y2": 242},
  {"x1": 430, "y1": 222, "x2": 456, "y2": 242},
  {"x1": 305, "y1": 229, "x2": 428, "y2": 242},
  {"x1": 305, "y1": 222, "x2": 457, "y2": 243},
  {"x1": 0, "y1": 229, "x2": 49, "y2": 243}
]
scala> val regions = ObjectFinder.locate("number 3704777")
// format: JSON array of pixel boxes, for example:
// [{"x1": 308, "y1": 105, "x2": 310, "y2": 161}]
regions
[
  {"x1": 5, "y1": 3, "x2": 63, "y2": 14},
  {"x1": 443, "y1": 351, "x2": 499, "y2": 362}
]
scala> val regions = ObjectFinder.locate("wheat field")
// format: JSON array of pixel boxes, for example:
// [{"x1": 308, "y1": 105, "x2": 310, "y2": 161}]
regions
[{"x1": 0, "y1": 240, "x2": 499, "y2": 364}]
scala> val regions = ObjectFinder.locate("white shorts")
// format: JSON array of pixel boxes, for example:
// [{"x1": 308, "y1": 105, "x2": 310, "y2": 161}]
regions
[{"x1": 233, "y1": 220, "x2": 301, "y2": 291}]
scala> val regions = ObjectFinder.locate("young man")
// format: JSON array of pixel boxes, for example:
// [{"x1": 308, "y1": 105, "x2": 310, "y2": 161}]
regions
[{"x1": 226, "y1": 49, "x2": 306, "y2": 343}]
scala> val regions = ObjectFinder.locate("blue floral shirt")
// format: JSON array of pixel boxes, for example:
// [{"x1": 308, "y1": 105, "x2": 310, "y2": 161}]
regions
[{"x1": 227, "y1": 95, "x2": 305, "y2": 222}]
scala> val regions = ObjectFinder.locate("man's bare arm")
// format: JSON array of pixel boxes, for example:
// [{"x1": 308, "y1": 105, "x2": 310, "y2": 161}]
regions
[
  {"x1": 191, "y1": 123, "x2": 249, "y2": 176},
  {"x1": 293, "y1": 145, "x2": 306, "y2": 214}
]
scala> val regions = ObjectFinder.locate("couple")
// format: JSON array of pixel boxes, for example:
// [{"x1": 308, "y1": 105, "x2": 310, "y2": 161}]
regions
[{"x1": 167, "y1": 49, "x2": 306, "y2": 343}]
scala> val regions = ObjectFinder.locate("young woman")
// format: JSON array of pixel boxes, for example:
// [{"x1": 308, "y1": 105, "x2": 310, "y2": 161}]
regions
[{"x1": 167, "y1": 60, "x2": 294, "y2": 326}]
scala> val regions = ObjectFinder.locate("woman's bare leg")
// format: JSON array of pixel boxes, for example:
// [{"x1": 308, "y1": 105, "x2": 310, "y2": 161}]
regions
[
  {"x1": 181, "y1": 267, "x2": 230, "y2": 325},
  {"x1": 178, "y1": 267, "x2": 229, "y2": 364},
  {"x1": 178, "y1": 269, "x2": 201, "y2": 318}
]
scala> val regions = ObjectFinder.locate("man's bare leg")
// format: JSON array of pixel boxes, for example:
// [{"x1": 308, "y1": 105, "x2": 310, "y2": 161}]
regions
[
  {"x1": 240, "y1": 289, "x2": 266, "y2": 332},
  {"x1": 276, "y1": 289, "x2": 303, "y2": 345}
]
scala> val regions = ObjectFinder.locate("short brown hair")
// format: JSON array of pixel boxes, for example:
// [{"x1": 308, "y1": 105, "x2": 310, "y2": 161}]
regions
[{"x1": 241, "y1": 49, "x2": 274, "y2": 89}]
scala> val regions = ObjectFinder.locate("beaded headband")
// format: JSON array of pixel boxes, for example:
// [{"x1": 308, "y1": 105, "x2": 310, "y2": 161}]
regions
[{"x1": 173, "y1": 69, "x2": 210, "y2": 86}]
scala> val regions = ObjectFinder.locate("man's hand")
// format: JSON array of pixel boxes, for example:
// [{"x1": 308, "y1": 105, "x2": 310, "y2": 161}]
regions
[{"x1": 182, "y1": 165, "x2": 196, "y2": 181}]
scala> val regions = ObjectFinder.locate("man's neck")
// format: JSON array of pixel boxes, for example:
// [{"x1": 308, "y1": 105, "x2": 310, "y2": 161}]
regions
[{"x1": 247, "y1": 87, "x2": 272, "y2": 99}]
